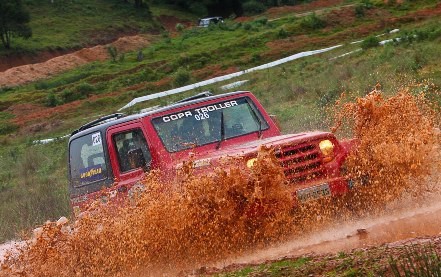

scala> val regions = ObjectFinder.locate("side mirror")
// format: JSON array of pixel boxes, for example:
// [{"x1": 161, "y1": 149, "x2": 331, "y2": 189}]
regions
[
  {"x1": 269, "y1": 114, "x2": 282, "y2": 131},
  {"x1": 127, "y1": 148, "x2": 148, "y2": 171}
]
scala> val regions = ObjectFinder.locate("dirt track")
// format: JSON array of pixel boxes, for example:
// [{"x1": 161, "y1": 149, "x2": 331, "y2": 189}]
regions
[
  {"x1": 2, "y1": 190, "x2": 441, "y2": 275},
  {"x1": 217, "y1": 194, "x2": 441, "y2": 269},
  {"x1": 0, "y1": 35, "x2": 150, "y2": 88}
]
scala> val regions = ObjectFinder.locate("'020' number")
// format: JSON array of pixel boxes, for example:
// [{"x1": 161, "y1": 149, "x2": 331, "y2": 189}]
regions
[{"x1": 195, "y1": 112, "x2": 209, "y2": 121}]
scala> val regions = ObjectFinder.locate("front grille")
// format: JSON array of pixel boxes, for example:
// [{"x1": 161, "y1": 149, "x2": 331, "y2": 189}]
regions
[{"x1": 275, "y1": 143, "x2": 324, "y2": 184}]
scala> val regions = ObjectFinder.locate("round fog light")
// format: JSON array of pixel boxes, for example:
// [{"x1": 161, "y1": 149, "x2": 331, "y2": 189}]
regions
[
  {"x1": 319, "y1": 139, "x2": 335, "y2": 162},
  {"x1": 246, "y1": 158, "x2": 257, "y2": 168}
]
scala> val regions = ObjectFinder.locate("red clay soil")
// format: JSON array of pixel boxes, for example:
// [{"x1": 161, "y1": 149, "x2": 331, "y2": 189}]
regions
[
  {"x1": 235, "y1": 0, "x2": 344, "y2": 22},
  {"x1": 8, "y1": 91, "x2": 122, "y2": 131},
  {"x1": 8, "y1": 65, "x2": 239, "y2": 130},
  {"x1": 192, "y1": 65, "x2": 239, "y2": 80},
  {"x1": 0, "y1": 49, "x2": 72, "y2": 72},
  {"x1": 116, "y1": 76, "x2": 173, "y2": 94},
  {"x1": 0, "y1": 35, "x2": 151, "y2": 88},
  {"x1": 9, "y1": 101, "x2": 83, "y2": 127},
  {"x1": 265, "y1": 3, "x2": 441, "y2": 59},
  {"x1": 0, "y1": 30, "x2": 142, "y2": 72},
  {"x1": 157, "y1": 15, "x2": 194, "y2": 36},
  {"x1": 265, "y1": 0, "x2": 344, "y2": 17}
]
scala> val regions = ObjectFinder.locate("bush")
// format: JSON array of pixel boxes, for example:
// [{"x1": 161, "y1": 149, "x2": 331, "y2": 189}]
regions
[
  {"x1": 174, "y1": 68, "x2": 191, "y2": 87},
  {"x1": 107, "y1": 46, "x2": 118, "y2": 63},
  {"x1": 75, "y1": 82, "x2": 95, "y2": 96},
  {"x1": 300, "y1": 13, "x2": 326, "y2": 30},
  {"x1": 0, "y1": 122, "x2": 18, "y2": 135},
  {"x1": 361, "y1": 36, "x2": 380, "y2": 49},
  {"x1": 175, "y1": 23, "x2": 184, "y2": 32},
  {"x1": 255, "y1": 17, "x2": 268, "y2": 26},
  {"x1": 362, "y1": 0, "x2": 374, "y2": 8},
  {"x1": 60, "y1": 89, "x2": 75, "y2": 103},
  {"x1": 243, "y1": 23, "x2": 252, "y2": 31},
  {"x1": 277, "y1": 28, "x2": 288, "y2": 39},
  {"x1": 59, "y1": 82, "x2": 95, "y2": 104},
  {"x1": 243, "y1": 0, "x2": 266, "y2": 15},
  {"x1": 355, "y1": 5, "x2": 365, "y2": 17},
  {"x1": 46, "y1": 92, "x2": 58, "y2": 107}
]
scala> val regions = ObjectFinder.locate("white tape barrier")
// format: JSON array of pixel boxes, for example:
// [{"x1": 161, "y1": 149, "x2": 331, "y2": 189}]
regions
[
  {"x1": 221, "y1": 80, "x2": 249, "y2": 90},
  {"x1": 118, "y1": 44, "x2": 343, "y2": 110},
  {"x1": 33, "y1": 134, "x2": 69, "y2": 145},
  {"x1": 329, "y1": 49, "x2": 362, "y2": 60},
  {"x1": 351, "y1": 29, "x2": 399, "y2": 45},
  {"x1": 331, "y1": 33, "x2": 404, "y2": 60}
]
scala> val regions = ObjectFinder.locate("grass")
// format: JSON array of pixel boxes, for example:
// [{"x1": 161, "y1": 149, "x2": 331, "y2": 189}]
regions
[
  {"x1": 0, "y1": 0, "x2": 155, "y2": 55},
  {"x1": 389, "y1": 244, "x2": 441, "y2": 277},
  {"x1": 0, "y1": 0, "x2": 441, "y2": 243},
  {"x1": 0, "y1": 139, "x2": 70, "y2": 241},
  {"x1": 217, "y1": 257, "x2": 310, "y2": 277},
  {"x1": 204, "y1": 242, "x2": 441, "y2": 276}
]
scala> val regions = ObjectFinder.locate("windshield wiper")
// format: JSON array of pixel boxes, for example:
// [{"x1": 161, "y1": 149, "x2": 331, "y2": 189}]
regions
[{"x1": 216, "y1": 111, "x2": 225, "y2": 150}]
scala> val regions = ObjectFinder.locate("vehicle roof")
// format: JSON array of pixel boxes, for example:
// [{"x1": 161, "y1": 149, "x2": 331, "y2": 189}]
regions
[{"x1": 69, "y1": 91, "x2": 250, "y2": 142}]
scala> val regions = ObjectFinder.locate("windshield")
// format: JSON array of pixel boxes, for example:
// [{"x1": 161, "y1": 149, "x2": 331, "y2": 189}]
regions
[{"x1": 152, "y1": 97, "x2": 269, "y2": 152}]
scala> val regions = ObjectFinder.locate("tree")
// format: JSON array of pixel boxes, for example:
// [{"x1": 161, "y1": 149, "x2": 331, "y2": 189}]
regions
[{"x1": 0, "y1": 0, "x2": 32, "y2": 49}]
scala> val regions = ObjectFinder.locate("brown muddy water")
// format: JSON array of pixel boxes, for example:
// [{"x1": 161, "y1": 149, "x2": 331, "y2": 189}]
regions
[{"x1": 1, "y1": 87, "x2": 440, "y2": 276}]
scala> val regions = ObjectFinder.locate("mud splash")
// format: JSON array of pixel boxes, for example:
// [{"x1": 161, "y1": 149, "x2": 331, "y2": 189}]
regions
[
  {"x1": 1, "y1": 150, "x2": 297, "y2": 276},
  {"x1": 332, "y1": 86, "x2": 441, "y2": 215},
  {"x1": 1, "y1": 87, "x2": 440, "y2": 277}
]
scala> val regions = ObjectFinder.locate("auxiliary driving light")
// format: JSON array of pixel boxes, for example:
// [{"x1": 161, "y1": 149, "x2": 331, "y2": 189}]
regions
[
  {"x1": 246, "y1": 158, "x2": 257, "y2": 168},
  {"x1": 319, "y1": 139, "x2": 335, "y2": 162}
]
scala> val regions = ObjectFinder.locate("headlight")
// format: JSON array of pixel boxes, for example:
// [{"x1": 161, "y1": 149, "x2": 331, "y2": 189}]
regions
[
  {"x1": 319, "y1": 139, "x2": 334, "y2": 162},
  {"x1": 246, "y1": 158, "x2": 257, "y2": 168}
]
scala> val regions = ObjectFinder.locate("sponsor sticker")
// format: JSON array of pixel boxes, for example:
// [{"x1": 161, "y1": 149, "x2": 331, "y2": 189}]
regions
[
  {"x1": 92, "y1": 132, "x2": 102, "y2": 146},
  {"x1": 79, "y1": 165, "x2": 104, "y2": 183},
  {"x1": 161, "y1": 100, "x2": 238, "y2": 122}
]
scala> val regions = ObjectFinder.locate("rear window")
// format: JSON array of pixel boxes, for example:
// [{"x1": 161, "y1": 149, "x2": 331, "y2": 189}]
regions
[{"x1": 69, "y1": 132, "x2": 108, "y2": 188}]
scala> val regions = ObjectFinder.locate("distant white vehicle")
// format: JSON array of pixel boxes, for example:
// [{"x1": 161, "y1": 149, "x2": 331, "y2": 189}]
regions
[{"x1": 198, "y1": 16, "x2": 224, "y2": 27}]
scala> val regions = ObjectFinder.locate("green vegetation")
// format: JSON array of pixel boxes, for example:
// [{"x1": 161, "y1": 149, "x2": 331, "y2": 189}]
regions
[
  {"x1": 218, "y1": 257, "x2": 310, "y2": 277},
  {"x1": 361, "y1": 36, "x2": 380, "y2": 49},
  {"x1": 300, "y1": 13, "x2": 326, "y2": 30},
  {"x1": 212, "y1": 243, "x2": 441, "y2": 276},
  {"x1": 0, "y1": 0, "x2": 154, "y2": 55},
  {"x1": 0, "y1": 0, "x2": 32, "y2": 49},
  {"x1": 389, "y1": 244, "x2": 441, "y2": 277},
  {"x1": 0, "y1": 139, "x2": 70, "y2": 240}
]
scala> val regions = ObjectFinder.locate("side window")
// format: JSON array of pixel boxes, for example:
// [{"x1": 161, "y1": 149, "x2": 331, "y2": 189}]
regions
[
  {"x1": 69, "y1": 132, "x2": 108, "y2": 188},
  {"x1": 113, "y1": 129, "x2": 152, "y2": 173}
]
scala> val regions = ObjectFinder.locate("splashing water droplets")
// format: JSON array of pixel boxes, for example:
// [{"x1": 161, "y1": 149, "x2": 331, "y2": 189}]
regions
[{"x1": 1, "y1": 86, "x2": 440, "y2": 276}]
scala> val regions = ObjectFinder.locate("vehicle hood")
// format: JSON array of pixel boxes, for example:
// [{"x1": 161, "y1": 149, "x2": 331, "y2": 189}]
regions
[{"x1": 180, "y1": 131, "x2": 335, "y2": 165}]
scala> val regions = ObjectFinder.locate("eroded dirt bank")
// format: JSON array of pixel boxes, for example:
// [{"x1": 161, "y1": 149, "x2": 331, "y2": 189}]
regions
[{"x1": 0, "y1": 35, "x2": 151, "y2": 88}]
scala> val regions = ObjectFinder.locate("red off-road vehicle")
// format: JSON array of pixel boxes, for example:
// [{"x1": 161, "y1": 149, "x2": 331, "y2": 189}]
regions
[{"x1": 68, "y1": 91, "x2": 355, "y2": 214}]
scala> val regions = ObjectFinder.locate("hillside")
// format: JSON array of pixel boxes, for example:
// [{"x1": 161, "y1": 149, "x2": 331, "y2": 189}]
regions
[{"x1": 0, "y1": 0, "x2": 441, "y2": 275}]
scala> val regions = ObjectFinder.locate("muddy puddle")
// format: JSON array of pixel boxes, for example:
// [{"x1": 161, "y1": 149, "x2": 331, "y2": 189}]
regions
[
  {"x1": 218, "y1": 189, "x2": 441, "y2": 268},
  {"x1": 1, "y1": 86, "x2": 440, "y2": 276}
]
